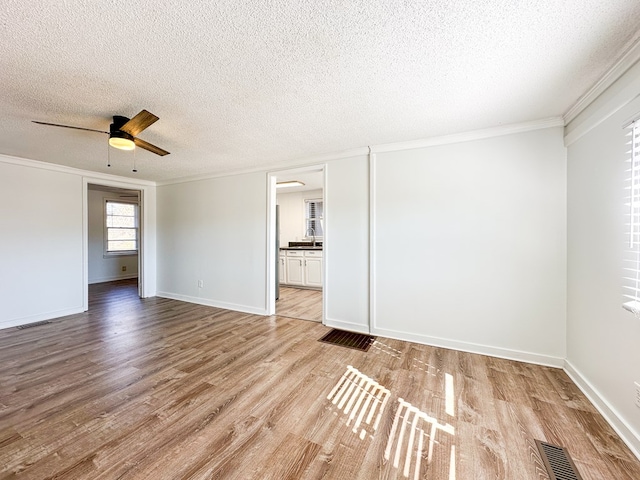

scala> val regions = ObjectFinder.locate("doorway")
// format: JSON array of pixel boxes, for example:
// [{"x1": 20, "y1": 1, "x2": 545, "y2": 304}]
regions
[
  {"x1": 86, "y1": 183, "x2": 143, "y2": 307},
  {"x1": 276, "y1": 286, "x2": 322, "y2": 321},
  {"x1": 268, "y1": 166, "x2": 325, "y2": 322}
]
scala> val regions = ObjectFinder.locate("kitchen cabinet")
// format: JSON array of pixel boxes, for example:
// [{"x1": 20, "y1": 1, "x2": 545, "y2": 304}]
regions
[
  {"x1": 282, "y1": 249, "x2": 322, "y2": 288},
  {"x1": 304, "y1": 250, "x2": 323, "y2": 287},
  {"x1": 286, "y1": 251, "x2": 305, "y2": 286},
  {"x1": 279, "y1": 252, "x2": 287, "y2": 284}
]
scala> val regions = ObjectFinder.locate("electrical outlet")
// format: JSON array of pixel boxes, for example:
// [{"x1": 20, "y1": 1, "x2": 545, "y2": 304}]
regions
[
  {"x1": 198, "y1": 280, "x2": 204, "y2": 288},
  {"x1": 635, "y1": 382, "x2": 640, "y2": 408},
  {"x1": 121, "y1": 266, "x2": 126, "y2": 272}
]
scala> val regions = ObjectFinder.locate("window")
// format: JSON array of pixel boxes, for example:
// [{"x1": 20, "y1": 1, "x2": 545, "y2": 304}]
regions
[
  {"x1": 623, "y1": 118, "x2": 640, "y2": 314},
  {"x1": 305, "y1": 198, "x2": 323, "y2": 238},
  {"x1": 105, "y1": 200, "x2": 138, "y2": 255}
]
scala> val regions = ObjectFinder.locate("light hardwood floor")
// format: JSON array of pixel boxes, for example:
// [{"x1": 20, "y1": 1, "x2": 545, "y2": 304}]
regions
[
  {"x1": 1, "y1": 279, "x2": 639, "y2": 479},
  {"x1": 276, "y1": 286, "x2": 322, "y2": 322}
]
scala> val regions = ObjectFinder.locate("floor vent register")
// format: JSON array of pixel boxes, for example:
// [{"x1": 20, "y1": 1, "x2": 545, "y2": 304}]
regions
[
  {"x1": 16, "y1": 320, "x2": 52, "y2": 330},
  {"x1": 535, "y1": 440, "x2": 584, "y2": 480},
  {"x1": 319, "y1": 329, "x2": 375, "y2": 352}
]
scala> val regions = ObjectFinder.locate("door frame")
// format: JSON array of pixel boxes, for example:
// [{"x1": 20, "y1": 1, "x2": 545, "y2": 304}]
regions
[
  {"x1": 266, "y1": 164, "x2": 326, "y2": 317},
  {"x1": 83, "y1": 177, "x2": 154, "y2": 310}
]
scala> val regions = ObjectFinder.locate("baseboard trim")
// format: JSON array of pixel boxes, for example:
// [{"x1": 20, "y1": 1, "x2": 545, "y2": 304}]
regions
[
  {"x1": 369, "y1": 326, "x2": 565, "y2": 368},
  {"x1": 323, "y1": 317, "x2": 370, "y2": 334},
  {"x1": 279, "y1": 283, "x2": 322, "y2": 291},
  {"x1": 156, "y1": 291, "x2": 267, "y2": 316},
  {"x1": 564, "y1": 360, "x2": 640, "y2": 461},
  {"x1": 1, "y1": 306, "x2": 85, "y2": 330},
  {"x1": 89, "y1": 274, "x2": 138, "y2": 284}
]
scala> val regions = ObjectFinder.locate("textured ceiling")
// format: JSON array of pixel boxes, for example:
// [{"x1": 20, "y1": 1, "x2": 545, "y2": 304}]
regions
[{"x1": 1, "y1": 1, "x2": 639, "y2": 182}]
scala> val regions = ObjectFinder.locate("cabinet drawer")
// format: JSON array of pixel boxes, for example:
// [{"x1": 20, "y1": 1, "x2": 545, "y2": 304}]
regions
[
  {"x1": 304, "y1": 250, "x2": 323, "y2": 258},
  {"x1": 286, "y1": 250, "x2": 304, "y2": 257}
]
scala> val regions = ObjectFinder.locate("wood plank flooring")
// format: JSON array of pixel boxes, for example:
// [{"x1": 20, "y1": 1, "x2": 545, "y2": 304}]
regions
[
  {"x1": 276, "y1": 286, "x2": 322, "y2": 322},
  {"x1": 1, "y1": 279, "x2": 639, "y2": 479}
]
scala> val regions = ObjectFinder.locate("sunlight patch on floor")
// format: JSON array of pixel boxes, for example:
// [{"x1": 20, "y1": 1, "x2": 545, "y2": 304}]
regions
[
  {"x1": 445, "y1": 372, "x2": 455, "y2": 417},
  {"x1": 324, "y1": 347, "x2": 459, "y2": 479},
  {"x1": 326, "y1": 365, "x2": 391, "y2": 440},
  {"x1": 370, "y1": 340, "x2": 402, "y2": 359},
  {"x1": 384, "y1": 398, "x2": 455, "y2": 479}
]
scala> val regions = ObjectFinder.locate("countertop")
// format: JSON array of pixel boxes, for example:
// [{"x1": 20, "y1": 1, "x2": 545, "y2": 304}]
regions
[{"x1": 280, "y1": 242, "x2": 322, "y2": 251}]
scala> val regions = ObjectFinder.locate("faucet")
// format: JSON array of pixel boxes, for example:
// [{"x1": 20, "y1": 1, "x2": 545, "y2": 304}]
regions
[{"x1": 306, "y1": 227, "x2": 316, "y2": 247}]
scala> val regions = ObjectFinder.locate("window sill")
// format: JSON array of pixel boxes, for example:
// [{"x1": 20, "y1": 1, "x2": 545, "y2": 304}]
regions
[{"x1": 103, "y1": 251, "x2": 138, "y2": 258}]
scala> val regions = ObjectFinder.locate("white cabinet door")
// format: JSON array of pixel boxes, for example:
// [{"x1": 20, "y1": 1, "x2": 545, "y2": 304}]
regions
[
  {"x1": 286, "y1": 256, "x2": 304, "y2": 285},
  {"x1": 284, "y1": 250, "x2": 322, "y2": 288},
  {"x1": 279, "y1": 255, "x2": 286, "y2": 283},
  {"x1": 305, "y1": 257, "x2": 323, "y2": 287}
]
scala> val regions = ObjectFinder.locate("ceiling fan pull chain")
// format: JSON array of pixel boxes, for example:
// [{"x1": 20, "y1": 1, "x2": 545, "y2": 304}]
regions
[
  {"x1": 107, "y1": 140, "x2": 111, "y2": 168},
  {"x1": 132, "y1": 147, "x2": 137, "y2": 173}
]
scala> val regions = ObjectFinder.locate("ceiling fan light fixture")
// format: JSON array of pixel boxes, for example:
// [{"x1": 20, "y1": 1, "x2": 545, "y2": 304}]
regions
[{"x1": 109, "y1": 130, "x2": 135, "y2": 151}]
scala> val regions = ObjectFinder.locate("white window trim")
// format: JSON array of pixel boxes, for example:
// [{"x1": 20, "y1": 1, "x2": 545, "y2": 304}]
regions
[{"x1": 104, "y1": 198, "x2": 139, "y2": 257}]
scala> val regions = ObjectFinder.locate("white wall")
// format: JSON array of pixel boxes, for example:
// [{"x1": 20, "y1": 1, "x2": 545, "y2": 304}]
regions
[
  {"x1": 277, "y1": 188, "x2": 322, "y2": 246},
  {"x1": 156, "y1": 172, "x2": 268, "y2": 314},
  {"x1": 156, "y1": 160, "x2": 372, "y2": 332},
  {"x1": 566, "y1": 59, "x2": 640, "y2": 456},
  {"x1": 372, "y1": 128, "x2": 567, "y2": 365},
  {"x1": 0, "y1": 160, "x2": 84, "y2": 328},
  {"x1": 0, "y1": 156, "x2": 157, "y2": 329},
  {"x1": 140, "y1": 185, "x2": 157, "y2": 298},
  {"x1": 157, "y1": 129, "x2": 568, "y2": 363},
  {"x1": 88, "y1": 188, "x2": 138, "y2": 283},
  {"x1": 324, "y1": 155, "x2": 370, "y2": 333}
]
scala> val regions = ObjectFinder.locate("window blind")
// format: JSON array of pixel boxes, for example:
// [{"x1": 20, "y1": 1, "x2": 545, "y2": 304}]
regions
[
  {"x1": 623, "y1": 119, "x2": 640, "y2": 314},
  {"x1": 305, "y1": 199, "x2": 324, "y2": 237}
]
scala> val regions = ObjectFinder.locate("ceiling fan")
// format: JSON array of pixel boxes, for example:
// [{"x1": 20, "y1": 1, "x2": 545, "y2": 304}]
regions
[{"x1": 32, "y1": 110, "x2": 170, "y2": 156}]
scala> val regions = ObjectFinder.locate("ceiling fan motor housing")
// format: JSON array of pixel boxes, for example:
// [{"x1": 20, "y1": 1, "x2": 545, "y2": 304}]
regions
[
  {"x1": 109, "y1": 116, "x2": 135, "y2": 150},
  {"x1": 110, "y1": 116, "x2": 134, "y2": 143},
  {"x1": 111, "y1": 115, "x2": 131, "y2": 133}
]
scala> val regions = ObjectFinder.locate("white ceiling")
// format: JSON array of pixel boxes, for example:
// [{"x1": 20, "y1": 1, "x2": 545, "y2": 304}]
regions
[{"x1": 1, "y1": 1, "x2": 639, "y2": 182}]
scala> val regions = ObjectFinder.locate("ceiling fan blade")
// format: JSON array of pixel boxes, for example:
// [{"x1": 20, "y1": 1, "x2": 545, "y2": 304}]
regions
[
  {"x1": 32, "y1": 120, "x2": 108, "y2": 134},
  {"x1": 133, "y1": 137, "x2": 170, "y2": 156},
  {"x1": 120, "y1": 110, "x2": 159, "y2": 136}
]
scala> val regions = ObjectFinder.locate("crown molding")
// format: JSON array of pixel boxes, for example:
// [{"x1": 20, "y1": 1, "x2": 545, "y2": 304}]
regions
[
  {"x1": 370, "y1": 117, "x2": 565, "y2": 154},
  {"x1": 159, "y1": 118, "x2": 564, "y2": 186},
  {"x1": 156, "y1": 147, "x2": 369, "y2": 186},
  {"x1": 4, "y1": 115, "x2": 566, "y2": 189},
  {"x1": 0, "y1": 153, "x2": 156, "y2": 187},
  {"x1": 564, "y1": 34, "x2": 640, "y2": 125}
]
